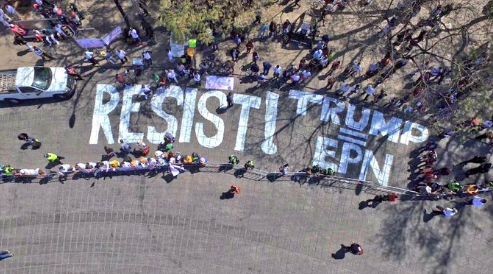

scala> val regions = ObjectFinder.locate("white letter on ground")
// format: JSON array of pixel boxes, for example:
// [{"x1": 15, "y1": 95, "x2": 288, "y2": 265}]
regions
[
  {"x1": 289, "y1": 90, "x2": 323, "y2": 116},
  {"x1": 233, "y1": 94, "x2": 261, "y2": 151},
  {"x1": 338, "y1": 142, "x2": 363, "y2": 174},
  {"x1": 118, "y1": 85, "x2": 144, "y2": 143},
  {"x1": 147, "y1": 86, "x2": 184, "y2": 144},
  {"x1": 195, "y1": 90, "x2": 226, "y2": 148},
  {"x1": 345, "y1": 103, "x2": 371, "y2": 131},
  {"x1": 369, "y1": 111, "x2": 402, "y2": 143},
  {"x1": 261, "y1": 91, "x2": 279, "y2": 155},
  {"x1": 320, "y1": 96, "x2": 345, "y2": 125},
  {"x1": 359, "y1": 150, "x2": 394, "y2": 187},
  {"x1": 312, "y1": 136, "x2": 339, "y2": 171},
  {"x1": 179, "y1": 88, "x2": 198, "y2": 143},
  {"x1": 89, "y1": 84, "x2": 119, "y2": 144},
  {"x1": 399, "y1": 121, "x2": 429, "y2": 146}
]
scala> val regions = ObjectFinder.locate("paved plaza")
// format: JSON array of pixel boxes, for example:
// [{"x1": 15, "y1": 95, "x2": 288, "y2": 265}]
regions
[{"x1": 0, "y1": 0, "x2": 492, "y2": 273}]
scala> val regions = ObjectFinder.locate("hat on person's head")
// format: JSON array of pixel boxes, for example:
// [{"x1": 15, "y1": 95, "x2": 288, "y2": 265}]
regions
[
  {"x1": 9, "y1": 24, "x2": 14, "y2": 28},
  {"x1": 20, "y1": 170, "x2": 26, "y2": 175},
  {"x1": 200, "y1": 157, "x2": 206, "y2": 164}
]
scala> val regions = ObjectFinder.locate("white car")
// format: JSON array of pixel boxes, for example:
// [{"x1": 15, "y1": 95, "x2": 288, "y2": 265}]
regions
[{"x1": 0, "y1": 66, "x2": 76, "y2": 103}]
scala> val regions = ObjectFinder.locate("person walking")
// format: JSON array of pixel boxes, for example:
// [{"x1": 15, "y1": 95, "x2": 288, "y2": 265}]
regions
[
  {"x1": 18, "y1": 133, "x2": 42, "y2": 149},
  {"x1": 340, "y1": 243, "x2": 363, "y2": 255},
  {"x1": 469, "y1": 196, "x2": 487, "y2": 207},
  {"x1": 116, "y1": 49, "x2": 128, "y2": 64},
  {"x1": 464, "y1": 163, "x2": 492, "y2": 177},
  {"x1": 44, "y1": 153, "x2": 64, "y2": 163},
  {"x1": 0, "y1": 250, "x2": 13, "y2": 260},
  {"x1": 31, "y1": 45, "x2": 55, "y2": 60},
  {"x1": 431, "y1": 206, "x2": 458, "y2": 217},
  {"x1": 279, "y1": 163, "x2": 289, "y2": 175},
  {"x1": 65, "y1": 66, "x2": 83, "y2": 80}
]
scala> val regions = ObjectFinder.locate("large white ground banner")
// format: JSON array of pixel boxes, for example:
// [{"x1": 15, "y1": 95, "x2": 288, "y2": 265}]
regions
[{"x1": 90, "y1": 85, "x2": 429, "y2": 186}]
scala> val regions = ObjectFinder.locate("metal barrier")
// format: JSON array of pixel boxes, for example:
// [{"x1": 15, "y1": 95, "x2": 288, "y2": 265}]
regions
[{"x1": 1, "y1": 162, "x2": 418, "y2": 196}]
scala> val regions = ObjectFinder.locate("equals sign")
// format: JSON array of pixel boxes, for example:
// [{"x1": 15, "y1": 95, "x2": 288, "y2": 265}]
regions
[{"x1": 337, "y1": 128, "x2": 368, "y2": 146}]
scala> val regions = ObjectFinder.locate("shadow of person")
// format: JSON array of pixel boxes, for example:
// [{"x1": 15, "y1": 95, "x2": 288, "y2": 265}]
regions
[
  {"x1": 218, "y1": 164, "x2": 233, "y2": 173},
  {"x1": 216, "y1": 106, "x2": 228, "y2": 114},
  {"x1": 45, "y1": 161, "x2": 61, "y2": 169},
  {"x1": 162, "y1": 173, "x2": 175, "y2": 183},
  {"x1": 20, "y1": 143, "x2": 30, "y2": 150},
  {"x1": 234, "y1": 168, "x2": 247, "y2": 178},
  {"x1": 423, "y1": 209, "x2": 439, "y2": 223},
  {"x1": 359, "y1": 200, "x2": 370, "y2": 210},
  {"x1": 220, "y1": 191, "x2": 235, "y2": 200},
  {"x1": 331, "y1": 246, "x2": 349, "y2": 260}
]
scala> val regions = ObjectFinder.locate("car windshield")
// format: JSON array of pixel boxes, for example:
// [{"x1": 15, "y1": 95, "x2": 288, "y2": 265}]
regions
[{"x1": 32, "y1": 67, "x2": 52, "y2": 90}]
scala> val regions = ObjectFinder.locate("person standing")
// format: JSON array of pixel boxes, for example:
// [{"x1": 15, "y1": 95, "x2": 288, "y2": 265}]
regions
[
  {"x1": 140, "y1": 84, "x2": 152, "y2": 100},
  {"x1": 5, "y1": 4, "x2": 20, "y2": 19},
  {"x1": 142, "y1": 50, "x2": 152, "y2": 67},
  {"x1": 116, "y1": 49, "x2": 128, "y2": 64},
  {"x1": 262, "y1": 61, "x2": 272, "y2": 76},
  {"x1": 128, "y1": 27, "x2": 140, "y2": 43},
  {"x1": 228, "y1": 155, "x2": 240, "y2": 165},
  {"x1": 226, "y1": 92, "x2": 233, "y2": 109},
  {"x1": 167, "y1": 48, "x2": 174, "y2": 63},
  {"x1": 84, "y1": 50, "x2": 98, "y2": 65},
  {"x1": 326, "y1": 77, "x2": 336, "y2": 90},
  {"x1": 273, "y1": 65, "x2": 282, "y2": 78},
  {"x1": 166, "y1": 69, "x2": 178, "y2": 83},
  {"x1": 119, "y1": 139, "x2": 132, "y2": 153}
]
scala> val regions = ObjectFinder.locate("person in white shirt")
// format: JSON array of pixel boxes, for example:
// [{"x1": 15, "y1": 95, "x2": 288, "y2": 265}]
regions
[
  {"x1": 339, "y1": 83, "x2": 350, "y2": 96},
  {"x1": 167, "y1": 49, "x2": 173, "y2": 62},
  {"x1": 364, "y1": 85, "x2": 375, "y2": 101},
  {"x1": 54, "y1": 24, "x2": 68, "y2": 38},
  {"x1": 129, "y1": 28, "x2": 140, "y2": 42},
  {"x1": 290, "y1": 73, "x2": 300, "y2": 85},
  {"x1": 5, "y1": 4, "x2": 20, "y2": 19},
  {"x1": 119, "y1": 139, "x2": 132, "y2": 152},
  {"x1": 301, "y1": 70, "x2": 311, "y2": 81},
  {"x1": 14, "y1": 168, "x2": 44, "y2": 177},
  {"x1": 116, "y1": 49, "x2": 128, "y2": 64},
  {"x1": 142, "y1": 50, "x2": 152, "y2": 66},
  {"x1": 167, "y1": 69, "x2": 178, "y2": 83},
  {"x1": 273, "y1": 65, "x2": 283, "y2": 78},
  {"x1": 58, "y1": 164, "x2": 75, "y2": 180},
  {"x1": 193, "y1": 71, "x2": 201, "y2": 84},
  {"x1": 140, "y1": 84, "x2": 151, "y2": 100}
]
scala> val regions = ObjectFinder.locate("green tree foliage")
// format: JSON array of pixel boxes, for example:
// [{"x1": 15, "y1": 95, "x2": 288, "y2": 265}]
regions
[{"x1": 157, "y1": 0, "x2": 255, "y2": 45}]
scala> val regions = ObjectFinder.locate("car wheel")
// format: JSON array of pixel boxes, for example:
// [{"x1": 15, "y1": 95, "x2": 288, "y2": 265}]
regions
[{"x1": 4, "y1": 98, "x2": 20, "y2": 104}]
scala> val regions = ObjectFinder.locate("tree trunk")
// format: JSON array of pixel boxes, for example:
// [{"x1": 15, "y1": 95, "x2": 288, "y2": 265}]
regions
[{"x1": 113, "y1": 0, "x2": 131, "y2": 27}]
